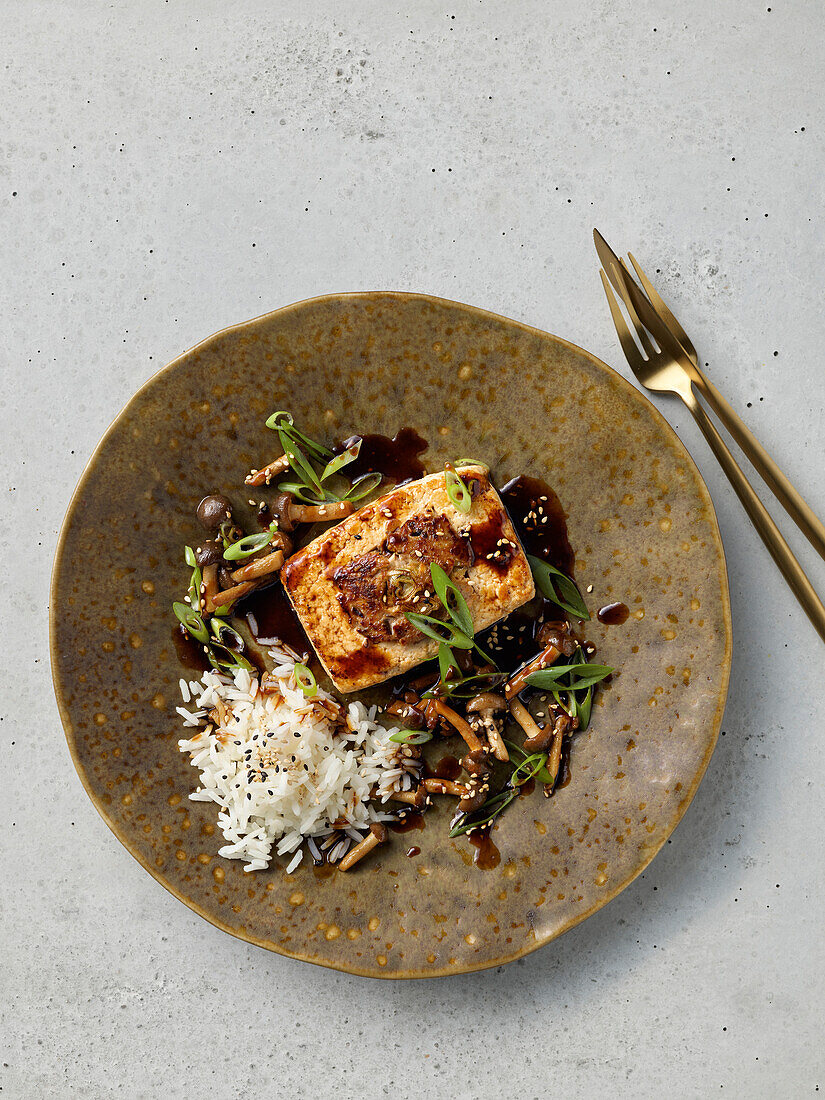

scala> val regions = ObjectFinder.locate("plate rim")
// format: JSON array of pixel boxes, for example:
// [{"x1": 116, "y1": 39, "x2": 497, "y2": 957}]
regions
[{"x1": 49, "y1": 290, "x2": 732, "y2": 978}]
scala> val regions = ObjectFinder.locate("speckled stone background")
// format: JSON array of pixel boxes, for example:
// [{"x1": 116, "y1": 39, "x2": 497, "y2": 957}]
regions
[{"x1": 2, "y1": 1, "x2": 823, "y2": 1097}]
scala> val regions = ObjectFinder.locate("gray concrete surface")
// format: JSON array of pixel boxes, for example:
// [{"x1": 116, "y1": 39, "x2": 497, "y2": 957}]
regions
[{"x1": 2, "y1": 1, "x2": 823, "y2": 1096}]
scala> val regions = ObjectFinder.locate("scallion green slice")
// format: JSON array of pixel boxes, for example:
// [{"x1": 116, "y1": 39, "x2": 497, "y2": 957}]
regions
[
  {"x1": 388, "y1": 729, "x2": 433, "y2": 745},
  {"x1": 444, "y1": 462, "x2": 472, "y2": 514},
  {"x1": 294, "y1": 662, "x2": 317, "y2": 698}
]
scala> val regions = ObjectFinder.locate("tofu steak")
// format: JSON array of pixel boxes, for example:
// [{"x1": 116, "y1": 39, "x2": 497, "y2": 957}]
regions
[{"x1": 281, "y1": 466, "x2": 535, "y2": 692}]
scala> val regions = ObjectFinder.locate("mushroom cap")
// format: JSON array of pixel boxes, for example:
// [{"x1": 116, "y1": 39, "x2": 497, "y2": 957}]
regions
[
  {"x1": 196, "y1": 493, "x2": 233, "y2": 532},
  {"x1": 466, "y1": 691, "x2": 507, "y2": 715},
  {"x1": 461, "y1": 748, "x2": 491, "y2": 777},
  {"x1": 272, "y1": 491, "x2": 295, "y2": 532},
  {"x1": 369, "y1": 822, "x2": 388, "y2": 842},
  {"x1": 194, "y1": 539, "x2": 223, "y2": 566}
]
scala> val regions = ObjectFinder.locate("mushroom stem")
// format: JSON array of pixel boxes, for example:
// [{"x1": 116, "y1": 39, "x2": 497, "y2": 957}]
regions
[
  {"x1": 389, "y1": 787, "x2": 427, "y2": 808},
  {"x1": 204, "y1": 580, "x2": 258, "y2": 614},
  {"x1": 508, "y1": 698, "x2": 553, "y2": 752},
  {"x1": 504, "y1": 643, "x2": 561, "y2": 699},
  {"x1": 486, "y1": 722, "x2": 509, "y2": 762},
  {"x1": 425, "y1": 698, "x2": 482, "y2": 752},
  {"x1": 422, "y1": 777, "x2": 467, "y2": 797},
  {"x1": 245, "y1": 454, "x2": 290, "y2": 486},
  {"x1": 200, "y1": 563, "x2": 219, "y2": 612},
  {"x1": 230, "y1": 549, "x2": 285, "y2": 584},
  {"x1": 386, "y1": 699, "x2": 426, "y2": 728},
  {"x1": 547, "y1": 716, "x2": 566, "y2": 783},
  {"x1": 290, "y1": 500, "x2": 353, "y2": 524},
  {"x1": 338, "y1": 823, "x2": 388, "y2": 871}
]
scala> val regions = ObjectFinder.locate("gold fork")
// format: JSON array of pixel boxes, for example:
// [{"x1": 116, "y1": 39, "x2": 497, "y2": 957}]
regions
[{"x1": 594, "y1": 228, "x2": 825, "y2": 643}]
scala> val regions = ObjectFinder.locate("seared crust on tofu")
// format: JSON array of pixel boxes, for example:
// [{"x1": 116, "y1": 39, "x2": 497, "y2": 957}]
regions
[{"x1": 280, "y1": 466, "x2": 535, "y2": 693}]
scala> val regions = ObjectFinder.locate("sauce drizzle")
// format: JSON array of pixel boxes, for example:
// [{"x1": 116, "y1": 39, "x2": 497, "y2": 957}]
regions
[
  {"x1": 337, "y1": 427, "x2": 428, "y2": 485},
  {"x1": 597, "y1": 601, "x2": 629, "y2": 625}
]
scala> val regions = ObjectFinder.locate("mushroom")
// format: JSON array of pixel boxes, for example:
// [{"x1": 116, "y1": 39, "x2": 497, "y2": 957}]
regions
[
  {"x1": 200, "y1": 563, "x2": 219, "y2": 611},
  {"x1": 509, "y1": 698, "x2": 554, "y2": 752},
  {"x1": 271, "y1": 490, "x2": 354, "y2": 531},
  {"x1": 537, "y1": 620, "x2": 579, "y2": 658},
  {"x1": 424, "y1": 697, "x2": 483, "y2": 752},
  {"x1": 229, "y1": 549, "x2": 285, "y2": 584},
  {"x1": 466, "y1": 692, "x2": 509, "y2": 761},
  {"x1": 270, "y1": 529, "x2": 294, "y2": 557},
  {"x1": 422, "y1": 776, "x2": 488, "y2": 814},
  {"x1": 460, "y1": 748, "x2": 491, "y2": 778},
  {"x1": 194, "y1": 539, "x2": 224, "y2": 567},
  {"x1": 338, "y1": 823, "x2": 388, "y2": 871},
  {"x1": 196, "y1": 493, "x2": 233, "y2": 532},
  {"x1": 204, "y1": 580, "x2": 257, "y2": 614},
  {"x1": 386, "y1": 699, "x2": 426, "y2": 728},
  {"x1": 245, "y1": 454, "x2": 291, "y2": 487},
  {"x1": 546, "y1": 713, "x2": 573, "y2": 781},
  {"x1": 422, "y1": 777, "x2": 466, "y2": 797},
  {"x1": 457, "y1": 777, "x2": 489, "y2": 813},
  {"x1": 504, "y1": 642, "x2": 561, "y2": 700},
  {"x1": 389, "y1": 786, "x2": 427, "y2": 809}
]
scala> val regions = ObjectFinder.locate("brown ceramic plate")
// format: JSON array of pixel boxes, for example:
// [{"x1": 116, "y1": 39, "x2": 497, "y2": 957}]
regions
[{"x1": 50, "y1": 292, "x2": 731, "y2": 978}]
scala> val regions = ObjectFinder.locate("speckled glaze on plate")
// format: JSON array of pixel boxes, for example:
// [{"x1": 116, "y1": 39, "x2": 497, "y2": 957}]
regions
[{"x1": 50, "y1": 292, "x2": 731, "y2": 978}]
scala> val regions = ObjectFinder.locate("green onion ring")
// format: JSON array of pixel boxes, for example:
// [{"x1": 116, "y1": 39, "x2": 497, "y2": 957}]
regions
[
  {"x1": 444, "y1": 462, "x2": 472, "y2": 514},
  {"x1": 388, "y1": 729, "x2": 433, "y2": 745},
  {"x1": 294, "y1": 662, "x2": 317, "y2": 697},
  {"x1": 173, "y1": 601, "x2": 210, "y2": 643}
]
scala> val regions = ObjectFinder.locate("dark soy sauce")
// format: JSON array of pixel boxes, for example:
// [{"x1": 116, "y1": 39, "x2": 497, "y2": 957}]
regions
[
  {"x1": 468, "y1": 829, "x2": 501, "y2": 869},
  {"x1": 171, "y1": 625, "x2": 211, "y2": 672},
  {"x1": 427, "y1": 755, "x2": 462, "y2": 781},
  {"x1": 500, "y1": 475, "x2": 575, "y2": 575},
  {"x1": 243, "y1": 583, "x2": 310, "y2": 659},
  {"x1": 597, "y1": 601, "x2": 629, "y2": 625},
  {"x1": 469, "y1": 511, "x2": 516, "y2": 573},
  {"x1": 390, "y1": 812, "x2": 425, "y2": 834},
  {"x1": 337, "y1": 427, "x2": 428, "y2": 485}
]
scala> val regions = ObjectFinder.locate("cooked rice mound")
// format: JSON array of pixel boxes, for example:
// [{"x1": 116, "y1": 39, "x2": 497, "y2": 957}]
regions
[{"x1": 177, "y1": 646, "x2": 418, "y2": 873}]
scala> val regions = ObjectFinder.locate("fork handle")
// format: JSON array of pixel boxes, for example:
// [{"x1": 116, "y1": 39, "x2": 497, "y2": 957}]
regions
[
  {"x1": 684, "y1": 388, "x2": 825, "y2": 643},
  {"x1": 690, "y1": 369, "x2": 825, "y2": 561}
]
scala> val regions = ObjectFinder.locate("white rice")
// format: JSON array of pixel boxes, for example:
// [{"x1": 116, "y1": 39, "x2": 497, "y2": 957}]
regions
[{"x1": 177, "y1": 644, "x2": 419, "y2": 873}]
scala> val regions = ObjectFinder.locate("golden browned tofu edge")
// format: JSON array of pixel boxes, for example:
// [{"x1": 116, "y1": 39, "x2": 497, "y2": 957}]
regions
[{"x1": 280, "y1": 467, "x2": 535, "y2": 692}]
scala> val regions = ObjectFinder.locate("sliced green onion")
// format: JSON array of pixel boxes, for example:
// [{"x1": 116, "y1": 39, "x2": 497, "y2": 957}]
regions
[
  {"x1": 265, "y1": 411, "x2": 330, "y2": 459},
  {"x1": 276, "y1": 480, "x2": 328, "y2": 505},
  {"x1": 444, "y1": 462, "x2": 472, "y2": 514},
  {"x1": 222, "y1": 529, "x2": 274, "y2": 561},
  {"x1": 265, "y1": 410, "x2": 294, "y2": 432},
  {"x1": 344, "y1": 472, "x2": 383, "y2": 501},
  {"x1": 511, "y1": 752, "x2": 549, "y2": 787},
  {"x1": 577, "y1": 686, "x2": 593, "y2": 730},
  {"x1": 208, "y1": 642, "x2": 254, "y2": 673},
  {"x1": 437, "y1": 642, "x2": 461, "y2": 683},
  {"x1": 453, "y1": 458, "x2": 489, "y2": 471},
  {"x1": 187, "y1": 563, "x2": 203, "y2": 609},
  {"x1": 210, "y1": 619, "x2": 244, "y2": 650},
  {"x1": 502, "y1": 739, "x2": 555, "y2": 785},
  {"x1": 403, "y1": 612, "x2": 474, "y2": 649},
  {"x1": 277, "y1": 428, "x2": 324, "y2": 495},
  {"x1": 527, "y1": 663, "x2": 613, "y2": 691},
  {"x1": 184, "y1": 545, "x2": 197, "y2": 568},
  {"x1": 430, "y1": 563, "x2": 473, "y2": 637},
  {"x1": 389, "y1": 729, "x2": 433, "y2": 745},
  {"x1": 449, "y1": 789, "x2": 516, "y2": 837},
  {"x1": 527, "y1": 555, "x2": 590, "y2": 620},
  {"x1": 173, "y1": 601, "x2": 209, "y2": 643},
  {"x1": 321, "y1": 439, "x2": 361, "y2": 482},
  {"x1": 440, "y1": 671, "x2": 506, "y2": 699},
  {"x1": 294, "y1": 662, "x2": 317, "y2": 698}
]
